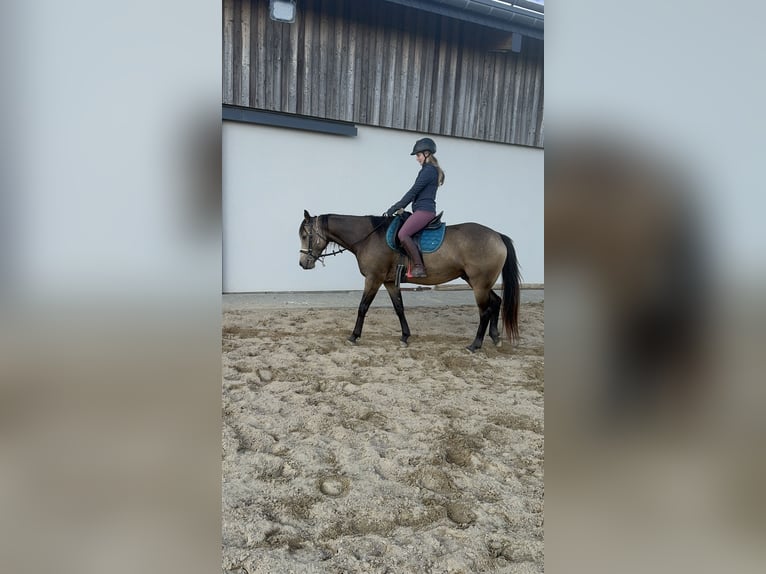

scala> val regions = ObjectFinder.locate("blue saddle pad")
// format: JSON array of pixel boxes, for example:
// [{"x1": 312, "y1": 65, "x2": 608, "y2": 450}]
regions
[{"x1": 386, "y1": 216, "x2": 446, "y2": 253}]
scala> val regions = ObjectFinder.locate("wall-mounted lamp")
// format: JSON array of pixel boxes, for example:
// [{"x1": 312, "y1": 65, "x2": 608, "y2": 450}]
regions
[{"x1": 269, "y1": 0, "x2": 296, "y2": 23}]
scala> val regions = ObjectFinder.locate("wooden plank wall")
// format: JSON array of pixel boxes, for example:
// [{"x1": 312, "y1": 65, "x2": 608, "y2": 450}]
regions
[{"x1": 223, "y1": 0, "x2": 544, "y2": 147}]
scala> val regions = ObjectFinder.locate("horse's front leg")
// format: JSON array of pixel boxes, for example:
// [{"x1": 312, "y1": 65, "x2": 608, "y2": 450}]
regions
[
  {"x1": 348, "y1": 278, "x2": 382, "y2": 345},
  {"x1": 384, "y1": 281, "x2": 411, "y2": 347}
]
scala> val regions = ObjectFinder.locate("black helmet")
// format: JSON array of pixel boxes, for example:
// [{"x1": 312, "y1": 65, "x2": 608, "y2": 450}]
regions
[{"x1": 410, "y1": 137, "x2": 436, "y2": 155}]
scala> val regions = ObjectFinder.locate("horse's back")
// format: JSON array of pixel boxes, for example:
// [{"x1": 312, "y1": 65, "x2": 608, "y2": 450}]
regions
[
  {"x1": 439, "y1": 221, "x2": 508, "y2": 278},
  {"x1": 446, "y1": 221, "x2": 501, "y2": 234},
  {"x1": 445, "y1": 221, "x2": 506, "y2": 249}
]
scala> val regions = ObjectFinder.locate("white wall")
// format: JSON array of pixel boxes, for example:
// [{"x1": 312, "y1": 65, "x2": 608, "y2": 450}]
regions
[{"x1": 223, "y1": 121, "x2": 543, "y2": 292}]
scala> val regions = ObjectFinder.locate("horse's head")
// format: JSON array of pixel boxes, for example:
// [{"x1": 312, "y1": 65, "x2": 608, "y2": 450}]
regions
[{"x1": 299, "y1": 210, "x2": 329, "y2": 269}]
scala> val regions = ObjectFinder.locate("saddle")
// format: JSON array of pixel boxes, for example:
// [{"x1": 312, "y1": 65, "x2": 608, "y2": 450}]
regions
[{"x1": 385, "y1": 211, "x2": 446, "y2": 254}]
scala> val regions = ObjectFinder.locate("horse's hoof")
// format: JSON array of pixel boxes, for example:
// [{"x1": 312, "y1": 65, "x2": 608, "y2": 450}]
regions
[
  {"x1": 346, "y1": 337, "x2": 358, "y2": 346},
  {"x1": 465, "y1": 345, "x2": 477, "y2": 354},
  {"x1": 400, "y1": 340, "x2": 409, "y2": 349},
  {"x1": 495, "y1": 340, "x2": 503, "y2": 348}
]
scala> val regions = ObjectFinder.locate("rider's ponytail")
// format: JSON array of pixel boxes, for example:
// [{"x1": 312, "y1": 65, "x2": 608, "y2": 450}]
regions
[{"x1": 426, "y1": 154, "x2": 445, "y2": 186}]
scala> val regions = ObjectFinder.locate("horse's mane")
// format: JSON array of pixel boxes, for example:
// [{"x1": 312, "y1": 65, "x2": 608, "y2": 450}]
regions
[
  {"x1": 314, "y1": 214, "x2": 388, "y2": 255},
  {"x1": 369, "y1": 215, "x2": 388, "y2": 225},
  {"x1": 327, "y1": 213, "x2": 386, "y2": 221},
  {"x1": 325, "y1": 213, "x2": 390, "y2": 227}
]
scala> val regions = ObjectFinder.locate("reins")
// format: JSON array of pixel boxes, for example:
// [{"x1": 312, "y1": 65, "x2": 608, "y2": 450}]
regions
[{"x1": 301, "y1": 215, "x2": 388, "y2": 267}]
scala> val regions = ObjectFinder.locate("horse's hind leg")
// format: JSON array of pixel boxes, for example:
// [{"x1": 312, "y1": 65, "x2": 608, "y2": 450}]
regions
[
  {"x1": 488, "y1": 290, "x2": 503, "y2": 347},
  {"x1": 383, "y1": 281, "x2": 411, "y2": 347},
  {"x1": 467, "y1": 287, "x2": 493, "y2": 353},
  {"x1": 348, "y1": 278, "x2": 382, "y2": 345}
]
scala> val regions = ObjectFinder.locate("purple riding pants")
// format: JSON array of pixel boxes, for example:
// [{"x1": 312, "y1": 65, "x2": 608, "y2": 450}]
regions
[{"x1": 398, "y1": 210, "x2": 436, "y2": 241}]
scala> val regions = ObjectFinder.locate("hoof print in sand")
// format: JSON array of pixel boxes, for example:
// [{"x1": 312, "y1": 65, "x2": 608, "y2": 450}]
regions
[
  {"x1": 318, "y1": 475, "x2": 349, "y2": 497},
  {"x1": 445, "y1": 445, "x2": 473, "y2": 467},
  {"x1": 446, "y1": 501, "x2": 476, "y2": 528}
]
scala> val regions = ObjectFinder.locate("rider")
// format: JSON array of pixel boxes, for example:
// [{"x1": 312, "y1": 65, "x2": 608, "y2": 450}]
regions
[{"x1": 385, "y1": 137, "x2": 445, "y2": 278}]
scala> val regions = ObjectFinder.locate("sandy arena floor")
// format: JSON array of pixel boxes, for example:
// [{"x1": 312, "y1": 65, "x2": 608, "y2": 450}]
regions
[{"x1": 222, "y1": 295, "x2": 544, "y2": 573}]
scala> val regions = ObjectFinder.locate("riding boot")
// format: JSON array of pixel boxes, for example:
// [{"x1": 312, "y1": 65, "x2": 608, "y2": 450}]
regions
[{"x1": 400, "y1": 235, "x2": 427, "y2": 278}]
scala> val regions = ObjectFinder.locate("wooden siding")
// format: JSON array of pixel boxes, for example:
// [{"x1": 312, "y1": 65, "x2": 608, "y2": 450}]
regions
[{"x1": 223, "y1": 0, "x2": 544, "y2": 147}]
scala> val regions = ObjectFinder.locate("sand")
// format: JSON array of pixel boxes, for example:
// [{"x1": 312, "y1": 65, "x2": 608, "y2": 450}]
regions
[{"x1": 222, "y1": 300, "x2": 544, "y2": 573}]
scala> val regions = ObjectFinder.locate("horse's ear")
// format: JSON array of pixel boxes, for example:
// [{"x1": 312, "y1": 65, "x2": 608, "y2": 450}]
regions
[{"x1": 304, "y1": 209, "x2": 311, "y2": 221}]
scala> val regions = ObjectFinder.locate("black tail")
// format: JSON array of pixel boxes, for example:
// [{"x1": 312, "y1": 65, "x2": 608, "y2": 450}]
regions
[{"x1": 500, "y1": 234, "x2": 521, "y2": 344}]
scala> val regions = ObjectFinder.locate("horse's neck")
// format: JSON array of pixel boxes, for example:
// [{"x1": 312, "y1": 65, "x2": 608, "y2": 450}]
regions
[{"x1": 325, "y1": 215, "x2": 374, "y2": 251}]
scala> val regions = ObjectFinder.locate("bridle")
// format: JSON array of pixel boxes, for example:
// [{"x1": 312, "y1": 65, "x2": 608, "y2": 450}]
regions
[
  {"x1": 300, "y1": 215, "x2": 388, "y2": 266},
  {"x1": 300, "y1": 215, "x2": 341, "y2": 266}
]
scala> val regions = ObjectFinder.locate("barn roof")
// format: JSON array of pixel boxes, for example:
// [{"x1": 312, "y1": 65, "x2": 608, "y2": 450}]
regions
[{"x1": 381, "y1": 0, "x2": 544, "y2": 40}]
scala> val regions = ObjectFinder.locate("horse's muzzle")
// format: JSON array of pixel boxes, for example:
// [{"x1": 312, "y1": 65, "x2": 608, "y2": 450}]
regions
[{"x1": 299, "y1": 254, "x2": 315, "y2": 269}]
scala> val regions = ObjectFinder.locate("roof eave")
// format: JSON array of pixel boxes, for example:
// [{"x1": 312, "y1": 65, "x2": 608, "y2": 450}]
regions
[{"x1": 381, "y1": 0, "x2": 544, "y2": 40}]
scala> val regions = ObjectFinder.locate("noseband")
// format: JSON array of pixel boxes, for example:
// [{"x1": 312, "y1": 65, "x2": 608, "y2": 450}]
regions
[{"x1": 300, "y1": 217, "x2": 323, "y2": 264}]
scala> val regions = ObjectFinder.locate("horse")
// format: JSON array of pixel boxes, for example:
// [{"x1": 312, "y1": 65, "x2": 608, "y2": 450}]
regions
[{"x1": 298, "y1": 210, "x2": 521, "y2": 352}]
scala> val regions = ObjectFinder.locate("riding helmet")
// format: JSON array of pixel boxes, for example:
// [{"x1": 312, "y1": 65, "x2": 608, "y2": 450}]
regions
[{"x1": 410, "y1": 137, "x2": 437, "y2": 155}]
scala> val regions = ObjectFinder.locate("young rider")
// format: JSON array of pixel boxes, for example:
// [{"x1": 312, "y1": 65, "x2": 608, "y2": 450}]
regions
[{"x1": 385, "y1": 137, "x2": 445, "y2": 278}]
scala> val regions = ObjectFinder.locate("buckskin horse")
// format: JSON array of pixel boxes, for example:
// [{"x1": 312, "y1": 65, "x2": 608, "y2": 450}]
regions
[{"x1": 299, "y1": 210, "x2": 521, "y2": 352}]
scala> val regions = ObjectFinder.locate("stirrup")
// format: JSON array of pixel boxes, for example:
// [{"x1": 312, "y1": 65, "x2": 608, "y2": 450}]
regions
[{"x1": 408, "y1": 265, "x2": 427, "y2": 278}]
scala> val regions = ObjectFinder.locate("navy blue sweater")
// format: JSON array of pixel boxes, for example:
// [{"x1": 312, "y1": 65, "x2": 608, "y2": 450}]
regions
[{"x1": 388, "y1": 164, "x2": 439, "y2": 214}]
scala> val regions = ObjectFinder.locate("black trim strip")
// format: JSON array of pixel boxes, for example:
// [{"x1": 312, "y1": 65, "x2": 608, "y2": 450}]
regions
[{"x1": 222, "y1": 105, "x2": 358, "y2": 136}]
